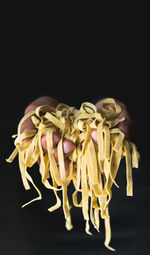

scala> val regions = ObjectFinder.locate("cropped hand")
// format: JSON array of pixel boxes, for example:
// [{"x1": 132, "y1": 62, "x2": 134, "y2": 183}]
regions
[
  {"x1": 21, "y1": 96, "x2": 75, "y2": 175},
  {"x1": 91, "y1": 98, "x2": 132, "y2": 144}
]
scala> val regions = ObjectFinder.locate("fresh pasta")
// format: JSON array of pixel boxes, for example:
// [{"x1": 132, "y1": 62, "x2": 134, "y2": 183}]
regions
[{"x1": 6, "y1": 98, "x2": 140, "y2": 251}]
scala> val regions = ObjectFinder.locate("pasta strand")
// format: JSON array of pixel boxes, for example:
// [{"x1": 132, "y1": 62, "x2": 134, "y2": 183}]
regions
[{"x1": 6, "y1": 98, "x2": 140, "y2": 251}]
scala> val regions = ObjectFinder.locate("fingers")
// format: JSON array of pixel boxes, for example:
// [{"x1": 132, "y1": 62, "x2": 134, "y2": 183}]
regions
[
  {"x1": 21, "y1": 118, "x2": 36, "y2": 144},
  {"x1": 21, "y1": 96, "x2": 60, "y2": 143},
  {"x1": 116, "y1": 104, "x2": 132, "y2": 139},
  {"x1": 20, "y1": 96, "x2": 75, "y2": 176},
  {"x1": 41, "y1": 133, "x2": 60, "y2": 149},
  {"x1": 116, "y1": 121, "x2": 131, "y2": 140},
  {"x1": 21, "y1": 96, "x2": 75, "y2": 171},
  {"x1": 41, "y1": 134, "x2": 75, "y2": 156},
  {"x1": 91, "y1": 129, "x2": 98, "y2": 144},
  {"x1": 95, "y1": 98, "x2": 132, "y2": 140},
  {"x1": 24, "y1": 96, "x2": 60, "y2": 115},
  {"x1": 20, "y1": 118, "x2": 35, "y2": 134},
  {"x1": 91, "y1": 124, "x2": 130, "y2": 146},
  {"x1": 42, "y1": 136, "x2": 75, "y2": 177},
  {"x1": 62, "y1": 139, "x2": 75, "y2": 154},
  {"x1": 91, "y1": 119, "x2": 132, "y2": 145},
  {"x1": 27, "y1": 131, "x2": 75, "y2": 177}
]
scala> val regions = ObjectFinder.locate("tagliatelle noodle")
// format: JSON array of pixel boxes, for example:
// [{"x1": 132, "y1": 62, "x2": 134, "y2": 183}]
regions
[{"x1": 6, "y1": 98, "x2": 140, "y2": 251}]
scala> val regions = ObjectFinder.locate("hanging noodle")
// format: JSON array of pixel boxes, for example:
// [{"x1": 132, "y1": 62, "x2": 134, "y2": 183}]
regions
[{"x1": 6, "y1": 98, "x2": 140, "y2": 251}]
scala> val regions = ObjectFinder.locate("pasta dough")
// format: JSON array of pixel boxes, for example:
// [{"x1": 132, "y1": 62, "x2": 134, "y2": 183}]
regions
[{"x1": 6, "y1": 98, "x2": 140, "y2": 251}]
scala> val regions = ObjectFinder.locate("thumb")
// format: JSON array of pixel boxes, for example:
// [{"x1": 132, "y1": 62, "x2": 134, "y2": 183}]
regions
[{"x1": 20, "y1": 118, "x2": 36, "y2": 144}]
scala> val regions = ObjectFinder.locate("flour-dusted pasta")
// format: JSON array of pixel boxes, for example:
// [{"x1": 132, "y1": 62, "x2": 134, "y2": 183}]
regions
[{"x1": 6, "y1": 98, "x2": 140, "y2": 251}]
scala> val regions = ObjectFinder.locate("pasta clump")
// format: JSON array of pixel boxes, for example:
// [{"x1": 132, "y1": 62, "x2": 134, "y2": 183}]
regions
[{"x1": 6, "y1": 98, "x2": 140, "y2": 251}]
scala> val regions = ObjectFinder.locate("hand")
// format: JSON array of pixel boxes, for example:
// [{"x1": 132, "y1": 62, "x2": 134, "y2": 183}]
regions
[
  {"x1": 91, "y1": 98, "x2": 132, "y2": 144},
  {"x1": 21, "y1": 96, "x2": 75, "y2": 175},
  {"x1": 21, "y1": 96, "x2": 132, "y2": 175}
]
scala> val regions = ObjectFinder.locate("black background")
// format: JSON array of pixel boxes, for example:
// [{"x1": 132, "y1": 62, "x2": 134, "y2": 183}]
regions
[{"x1": 1, "y1": 7, "x2": 150, "y2": 255}]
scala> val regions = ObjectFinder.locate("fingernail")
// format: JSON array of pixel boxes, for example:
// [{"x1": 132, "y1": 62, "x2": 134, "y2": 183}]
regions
[
  {"x1": 53, "y1": 133, "x2": 60, "y2": 146},
  {"x1": 22, "y1": 128, "x2": 32, "y2": 132},
  {"x1": 63, "y1": 140, "x2": 75, "y2": 154},
  {"x1": 91, "y1": 129, "x2": 98, "y2": 144}
]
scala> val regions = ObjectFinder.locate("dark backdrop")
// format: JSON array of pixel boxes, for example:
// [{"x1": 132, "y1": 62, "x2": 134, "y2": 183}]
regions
[
  {"x1": 1, "y1": 80, "x2": 150, "y2": 255},
  {"x1": 1, "y1": 11, "x2": 150, "y2": 255}
]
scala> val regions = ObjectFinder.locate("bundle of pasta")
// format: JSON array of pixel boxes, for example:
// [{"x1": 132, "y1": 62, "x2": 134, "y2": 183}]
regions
[{"x1": 6, "y1": 98, "x2": 140, "y2": 251}]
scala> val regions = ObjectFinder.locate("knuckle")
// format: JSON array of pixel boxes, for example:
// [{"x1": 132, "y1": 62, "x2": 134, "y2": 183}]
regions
[{"x1": 24, "y1": 103, "x2": 37, "y2": 115}]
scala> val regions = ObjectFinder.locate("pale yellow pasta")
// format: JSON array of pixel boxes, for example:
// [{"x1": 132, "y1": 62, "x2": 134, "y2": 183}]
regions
[{"x1": 6, "y1": 98, "x2": 140, "y2": 251}]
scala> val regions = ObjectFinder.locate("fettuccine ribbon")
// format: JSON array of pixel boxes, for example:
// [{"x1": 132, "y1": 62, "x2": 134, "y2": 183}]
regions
[{"x1": 6, "y1": 98, "x2": 140, "y2": 251}]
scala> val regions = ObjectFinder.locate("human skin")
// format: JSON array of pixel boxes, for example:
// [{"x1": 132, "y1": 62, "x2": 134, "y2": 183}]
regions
[
  {"x1": 21, "y1": 96, "x2": 132, "y2": 173},
  {"x1": 91, "y1": 98, "x2": 132, "y2": 142}
]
